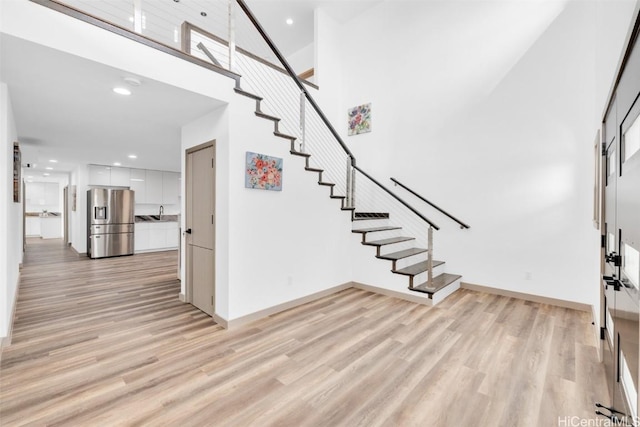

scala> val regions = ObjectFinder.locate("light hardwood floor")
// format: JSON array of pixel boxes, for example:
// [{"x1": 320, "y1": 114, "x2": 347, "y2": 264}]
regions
[{"x1": 0, "y1": 238, "x2": 608, "y2": 426}]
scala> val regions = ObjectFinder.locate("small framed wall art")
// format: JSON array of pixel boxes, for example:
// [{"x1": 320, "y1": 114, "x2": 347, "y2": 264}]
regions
[
  {"x1": 245, "y1": 151, "x2": 283, "y2": 191},
  {"x1": 348, "y1": 103, "x2": 372, "y2": 136},
  {"x1": 13, "y1": 142, "x2": 21, "y2": 203}
]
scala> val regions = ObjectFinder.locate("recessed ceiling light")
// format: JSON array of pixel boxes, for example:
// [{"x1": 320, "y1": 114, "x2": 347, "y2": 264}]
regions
[
  {"x1": 286, "y1": 18, "x2": 293, "y2": 25},
  {"x1": 113, "y1": 87, "x2": 131, "y2": 96},
  {"x1": 113, "y1": 162, "x2": 121, "y2": 166},
  {"x1": 45, "y1": 167, "x2": 53, "y2": 170},
  {"x1": 128, "y1": 154, "x2": 137, "y2": 159},
  {"x1": 49, "y1": 159, "x2": 58, "y2": 163},
  {"x1": 43, "y1": 173, "x2": 50, "y2": 176},
  {"x1": 27, "y1": 176, "x2": 33, "y2": 179},
  {"x1": 200, "y1": 11, "x2": 207, "y2": 17}
]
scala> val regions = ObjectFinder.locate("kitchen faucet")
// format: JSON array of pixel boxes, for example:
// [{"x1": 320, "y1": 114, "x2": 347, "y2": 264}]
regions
[{"x1": 159, "y1": 205, "x2": 164, "y2": 218}]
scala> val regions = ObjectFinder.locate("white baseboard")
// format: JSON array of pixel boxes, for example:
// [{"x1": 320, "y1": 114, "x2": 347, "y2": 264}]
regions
[
  {"x1": 222, "y1": 282, "x2": 353, "y2": 330},
  {"x1": 1, "y1": 273, "x2": 21, "y2": 350},
  {"x1": 461, "y1": 282, "x2": 591, "y2": 312},
  {"x1": 178, "y1": 293, "x2": 186, "y2": 303}
]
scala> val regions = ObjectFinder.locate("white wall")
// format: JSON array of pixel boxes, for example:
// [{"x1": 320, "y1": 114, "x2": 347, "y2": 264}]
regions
[
  {"x1": 182, "y1": 88, "x2": 354, "y2": 322},
  {"x1": 311, "y1": 0, "x2": 636, "y2": 307},
  {"x1": 286, "y1": 42, "x2": 314, "y2": 79},
  {"x1": 70, "y1": 165, "x2": 88, "y2": 253},
  {"x1": 0, "y1": 82, "x2": 23, "y2": 340}
]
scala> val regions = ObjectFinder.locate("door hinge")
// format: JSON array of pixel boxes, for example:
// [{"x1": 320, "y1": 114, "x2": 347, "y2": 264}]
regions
[
  {"x1": 211, "y1": 215, "x2": 214, "y2": 224},
  {"x1": 211, "y1": 296, "x2": 214, "y2": 305},
  {"x1": 601, "y1": 235, "x2": 606, "y2": 248},
  {"x1": 600, "y1": 326, "x2": 606, "y2": 340},
  {"x1": 601, "y1": 142, "x2": 607, "y2": 156},
  {"x1": 211, "y1": 158, "x2": 214, "y2": 168}
]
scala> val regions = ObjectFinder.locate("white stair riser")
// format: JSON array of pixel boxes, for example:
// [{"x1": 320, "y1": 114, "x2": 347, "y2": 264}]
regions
[
  {"x1": 431, "y1": 278, "x2": 462, "y2": 305},
  {"x1": 394, "y1": 252, "x2": 428, "y2": 270},
  {"x1": 352, "y1": 219, "x2": 390, "y2": 229},
  {"x1": 358, "y1": 229, "x2": 401, "y2": 243},
  {"x1": 376, "y1": 240, "x2": 415, "y2": 256},
  {"x1": 410, "y1": 263, "x2": 446, "y2": 285}
]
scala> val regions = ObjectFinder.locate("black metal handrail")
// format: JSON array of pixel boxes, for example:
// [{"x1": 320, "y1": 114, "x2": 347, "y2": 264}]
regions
[
  {"x1": 390, "y1": 177, "x2": 470, "y2": 229},
  {"x1": 235, "y1": 0, "x2": 355, "y2": 166},
  {"x1": 354, "y1": 166, "x2": 439, "y2": 230}
]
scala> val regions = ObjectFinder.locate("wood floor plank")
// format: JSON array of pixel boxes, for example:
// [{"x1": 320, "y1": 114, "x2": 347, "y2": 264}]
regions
[{"x1": 0, "y1": 238, "x2": 609, "y2": 426}]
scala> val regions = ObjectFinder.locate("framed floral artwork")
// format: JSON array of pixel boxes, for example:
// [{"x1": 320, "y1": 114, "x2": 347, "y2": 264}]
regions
[
  {"x1": 245, "y1": 151, "x2": 283, "y2": 191},
  {"x1": 348, "y1": 103, "x2": 371, "y2": 136}
]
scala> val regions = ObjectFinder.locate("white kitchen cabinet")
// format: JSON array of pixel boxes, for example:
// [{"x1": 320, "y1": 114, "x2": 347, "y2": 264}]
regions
[
  {"x1": 165, "y1": 222, "x2": 179, "y2": 248},
  {"x1": 146, "y1": 170, "x2": 163, "y2": 204},
  {"x1": 41, "y1": 216, "x2": 62, "y2": 239},
  {"x1": 135, "y1": 223, "x2": 150, "y2": 252},
  {"x1": 25, "y1": 217, "x2": 41, "y2": 236},
  {"x1": 44, "y1": 182, "x2": 59, "y2": 207},
  {"x1": 148, "y1": 222, "x2": 167, "y2": 249},
  {"x1": 135, "y1": 221, "x2": 179, "y2": 252},
  {"x1": 162, "y1": 172, "x2": 180, "y2": 205},
  {"x1": 88, "y1": 165, "x2": 111, "y2": 186},
  {"x1": 110, "y1": 167, "x2": 130, "y2": 187},
  {"x1": 129, "y1": 169, "x2": 146, "y2": 203},
  {"x1": 26, "y1": 182, "x2": 45, "y2": 207}
]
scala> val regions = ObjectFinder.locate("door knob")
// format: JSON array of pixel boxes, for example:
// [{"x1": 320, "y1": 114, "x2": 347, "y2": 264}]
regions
[{"x1": 185, "y1": 228, "x2": 192, "y2": 234}]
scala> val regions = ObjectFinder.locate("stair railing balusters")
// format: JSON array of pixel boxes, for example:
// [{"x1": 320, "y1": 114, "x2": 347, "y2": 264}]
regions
[
  {"x1": 228, "y1": 0, "x2": 236, "y2": 72},
  {"x1": 427, "y1": 226, "x2": 434, "y2": 289},
  {"x1": 351, "y1": 166, "x2": 356, "y2": 208},
  {"x1": 235, "y1": 0, "x2": 356, "y2": 165},
  {"x1": 345, "y1": 160, "x2": 352, "y2": 208},
  {"x1": 299, "y1": 92, "x2": 306, "y2": 152}
]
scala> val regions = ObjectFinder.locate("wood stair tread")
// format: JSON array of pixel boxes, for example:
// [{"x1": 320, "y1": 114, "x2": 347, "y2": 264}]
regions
[
  {"x1": 377, "y1": 247, "x2": 428, "y2": 261},
  {"x1": 234, "y1": 88, "x2": 262, "y2": 101},
  {"x1": 305, "y1": 167, "x2": 323, "y2": 173},
  {"x1": 352, "y1": 226, "x2": 402, "y2": 234},
  {"x1": 256, "y1": 112, "x2": 280, "y2": 122},
  {"x1": 318, "y1": 182, "x2": 335, "y2": 187},
  {"x1": 392, "y1": 260, "x2": 445, "y2": 276},
  {"x1": 362, "y1": 236, "x2": 415, "y2": 247},
  {"x1": 411, "y1": 273, "x2": 462, "y2": 294},
  {"x1": 290, "y1": 150, "x2": 310, "y2": 157},
  {"x1": 275, "y1": 132, "x2": 296, "y2": 140},
  {"x1": 330, "y1": 195, "x2": 346, "y2": 199}
]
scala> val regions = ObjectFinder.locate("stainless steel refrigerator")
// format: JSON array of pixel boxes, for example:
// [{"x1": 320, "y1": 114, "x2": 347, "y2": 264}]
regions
[{"x1": 87, "y1": 188, "x2": 135, "y2": 259}]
